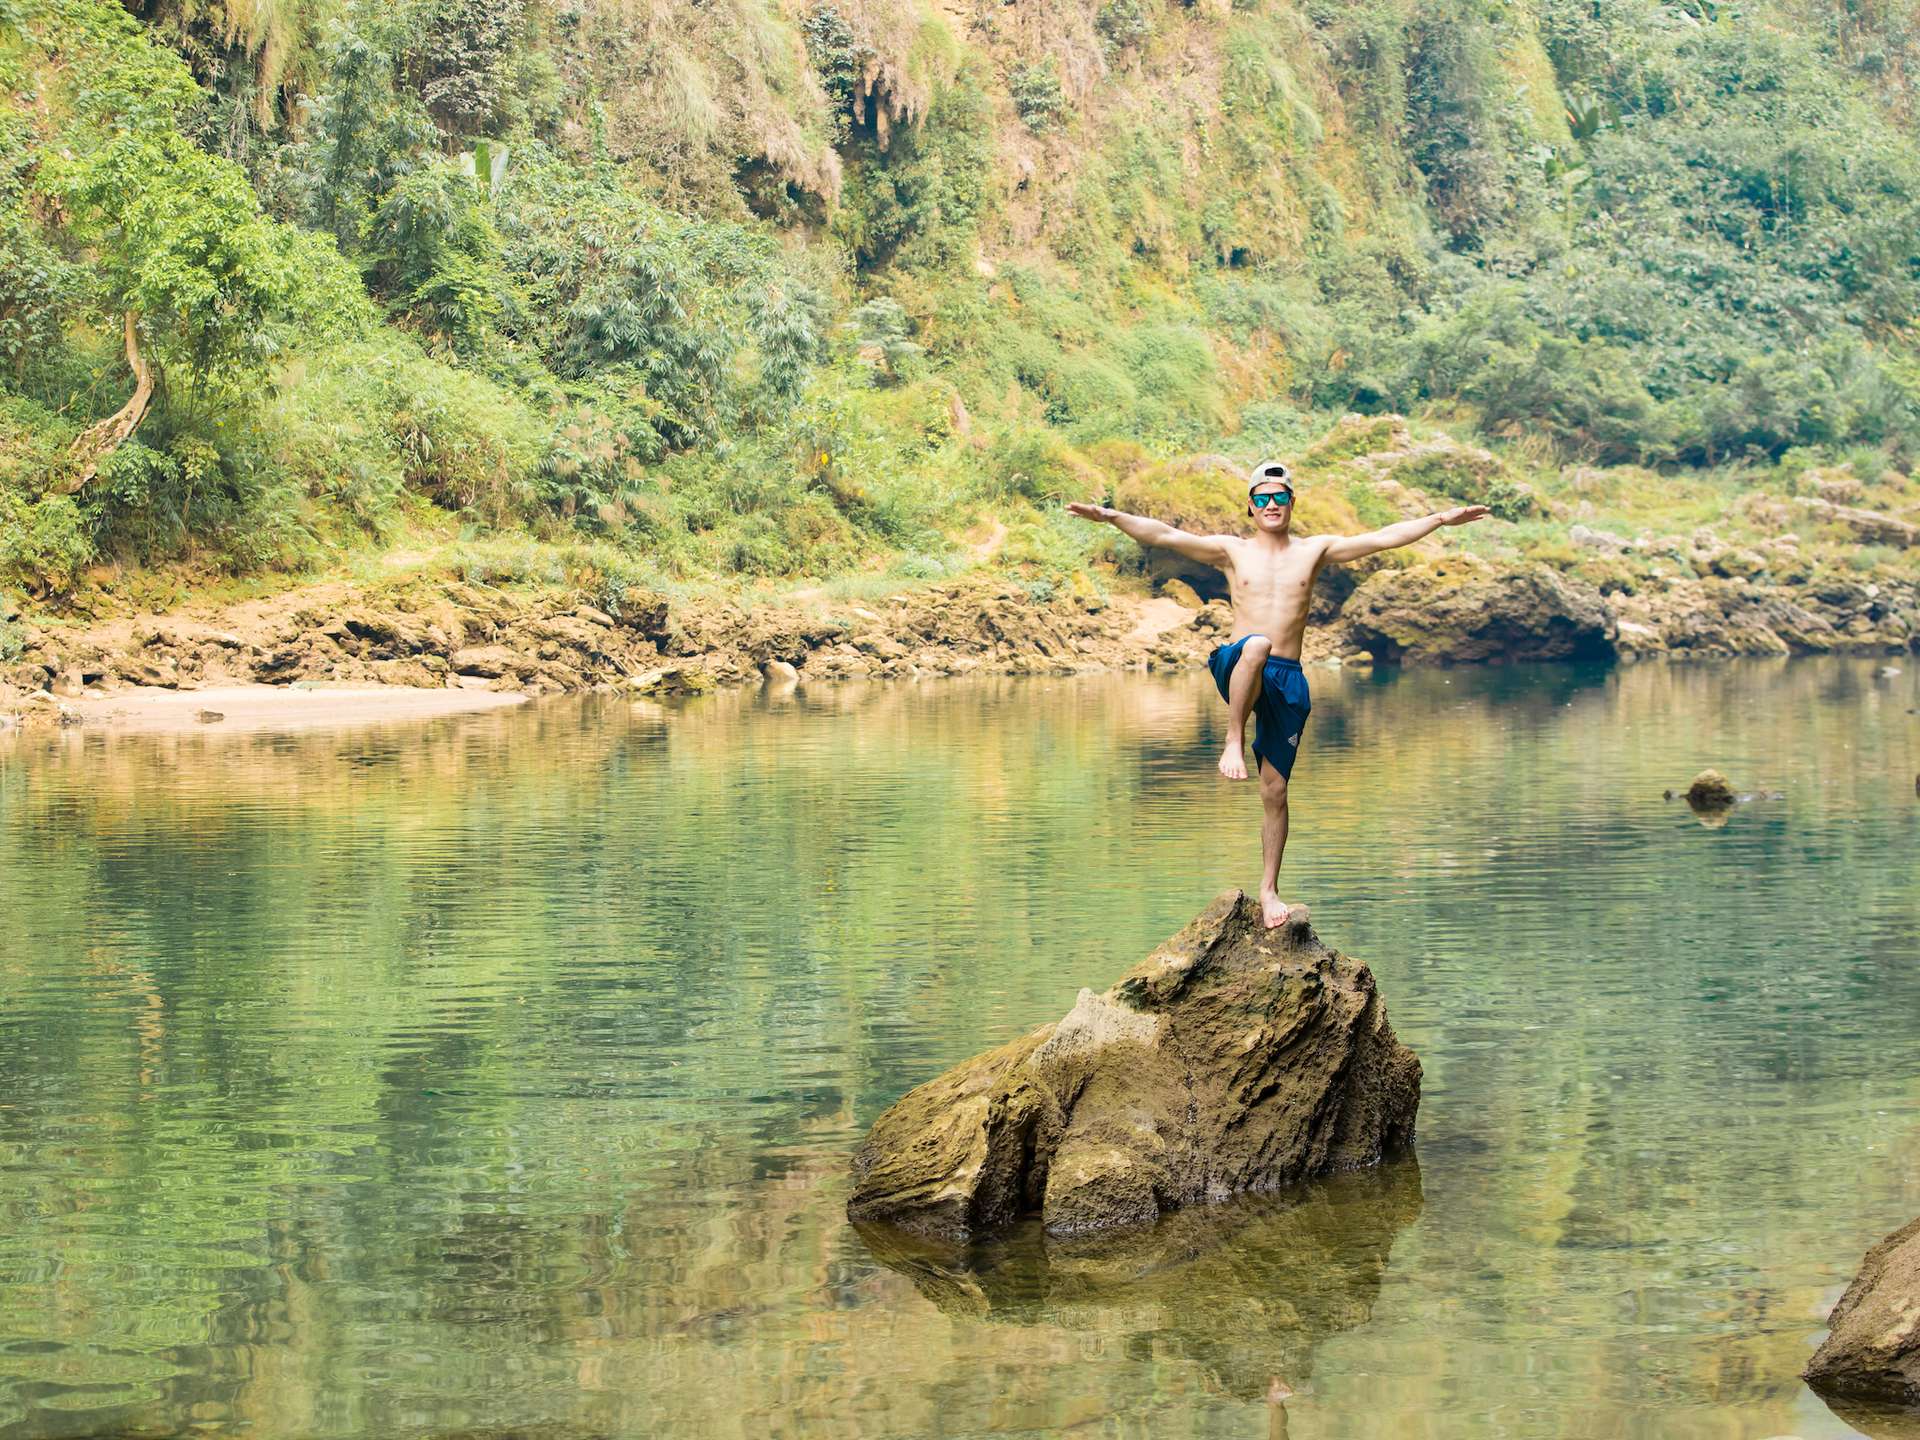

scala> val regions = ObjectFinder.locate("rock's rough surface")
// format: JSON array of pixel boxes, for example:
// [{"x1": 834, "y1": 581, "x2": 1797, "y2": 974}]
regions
[
  {"x1": 1798, "y1": 497, "x2": 1920, "y2": 549},
  {"x1": 1339, "y1": 555, "x2": 1617, "y2": 664},
  {"x1": 1805, "y1": 1217, "x2": 1920, "y2": 1406},
  {"x1": 846, "y1": 891, "x2": 1420, "y2": 1239}
]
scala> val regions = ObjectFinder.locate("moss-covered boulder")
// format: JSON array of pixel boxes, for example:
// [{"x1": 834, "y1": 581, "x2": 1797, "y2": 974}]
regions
[
  {"x1": 1302, "y1": 413, "x2": 1548, "y2": 521},
  {"x1": 845, "y1": 891, "x2": 1421, "y2": 1240},
  {"x1": 1339, "y1": 553, "x2": 1616, "y2": 663}
]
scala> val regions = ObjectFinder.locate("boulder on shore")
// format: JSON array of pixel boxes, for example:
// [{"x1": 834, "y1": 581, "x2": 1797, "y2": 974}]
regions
[
  {"x1": 1805, "y1": 1217, "x2": 1920, "y2": 1407},
  {"x1": 845, "y1": 891, "x2": 1421, "y2": 1240},
  {"x1": 1338, "y1": 555, "x2": 1616, "y2": 664}
]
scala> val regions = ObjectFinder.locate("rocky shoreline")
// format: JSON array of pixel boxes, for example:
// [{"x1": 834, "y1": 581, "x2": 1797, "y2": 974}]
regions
[
  {"x1": 3, "y1": 544, "x2": 1916, "y2": 731},
  {"x1": 0, "y1": 573, "x2": 1234, "y2": 726}
]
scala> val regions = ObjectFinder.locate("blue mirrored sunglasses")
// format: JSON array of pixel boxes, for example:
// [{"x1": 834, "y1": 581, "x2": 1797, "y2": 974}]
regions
[{"x1": 1250, "y1": 490, "x2": 1293, "y2": 509}]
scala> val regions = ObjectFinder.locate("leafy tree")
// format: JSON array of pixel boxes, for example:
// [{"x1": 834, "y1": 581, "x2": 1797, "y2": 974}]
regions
[
  {"x1": 495, "y1": 149, "x2": 826, "y2": 446},
  {"x1": 0, "y1": 113, "x2": 76, "y2": 386},
  {"x1": 38, "y1": 0, "x2": 367, "y2": 488},
  {"x1": 365, "y1": 161, "x2": 517, "y2": 355},
  {"x1": 406, "y1": 0, "x2": 529, "y2": 135},
  {"x1": 291, "y1": 17, "x2": 438, "y2": 247},
  {"x1": 850, "y1": 298, "x2": 922, "y2": 384}
]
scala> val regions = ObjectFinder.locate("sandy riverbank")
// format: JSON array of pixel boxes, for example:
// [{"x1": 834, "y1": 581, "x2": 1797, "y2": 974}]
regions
[{"x1": 13, "y1": 683, "x2": 526, "y2": 734}]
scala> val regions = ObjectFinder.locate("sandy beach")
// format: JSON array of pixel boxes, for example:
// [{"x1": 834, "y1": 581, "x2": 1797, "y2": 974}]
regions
[{"x1": 36, "y1": 683, "x2": 527, "y2": 734}]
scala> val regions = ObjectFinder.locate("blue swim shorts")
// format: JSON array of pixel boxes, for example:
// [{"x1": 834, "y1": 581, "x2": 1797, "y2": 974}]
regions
[{"x1": 1206, "y1": 636, "x2": 1312, "y2": 780}]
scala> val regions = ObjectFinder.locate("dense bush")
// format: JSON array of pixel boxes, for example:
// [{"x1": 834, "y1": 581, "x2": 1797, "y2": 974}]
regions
[
  {"x1": 1009, "y1": 61, "x2": 1068, "y2": 133},
  {"x1": 834, "y1": 74, "x2": 991, "y2": 271}
]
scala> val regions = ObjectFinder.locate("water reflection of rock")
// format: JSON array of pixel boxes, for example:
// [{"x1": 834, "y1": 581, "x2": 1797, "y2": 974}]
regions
[
  {"x1": 854, "y1": 1160, "x2": 1423, "y2": 1400},
  {"x1": 1814, "y1": 1396, "x2": 1920, "y2": 1440}
]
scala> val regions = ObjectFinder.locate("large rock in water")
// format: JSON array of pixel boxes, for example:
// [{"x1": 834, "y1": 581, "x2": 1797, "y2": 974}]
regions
[
  {"x1": 1805, "y1": 1217, "x2": 1920, "y2": 1407},
  {"x1": 1340, "y1": 554, "x2": 1617, "y2": 663},
  {"x1": 846, "y1": 891, "x2": 1420, "y2": 1239}
]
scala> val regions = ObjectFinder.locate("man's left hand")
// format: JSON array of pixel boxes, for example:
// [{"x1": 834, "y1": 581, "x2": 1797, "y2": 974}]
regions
[{"x1": 1439, "y1": 505, "x2": 1491, "y2": 526}]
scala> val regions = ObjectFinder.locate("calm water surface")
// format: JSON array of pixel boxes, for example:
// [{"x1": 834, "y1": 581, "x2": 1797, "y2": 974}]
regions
[{"x1": 3, "y1": 659, "x2": 1919, "y2": 1440}]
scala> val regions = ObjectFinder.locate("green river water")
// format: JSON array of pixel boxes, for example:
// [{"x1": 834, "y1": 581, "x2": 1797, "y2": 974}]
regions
[{"x1": 3, "y1": 657, "x2": 1919, "y2": 1440}]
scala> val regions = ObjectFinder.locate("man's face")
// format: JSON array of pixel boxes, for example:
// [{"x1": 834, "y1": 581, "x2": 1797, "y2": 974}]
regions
[{"x1": 1249, "y1": 482, "x2": 1293, "y2": 532}]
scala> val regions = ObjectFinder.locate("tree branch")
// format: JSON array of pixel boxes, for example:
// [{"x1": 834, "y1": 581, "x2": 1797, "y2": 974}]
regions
[{"x1": 58, "y1": 310, "x2": 152, "y2": 494}]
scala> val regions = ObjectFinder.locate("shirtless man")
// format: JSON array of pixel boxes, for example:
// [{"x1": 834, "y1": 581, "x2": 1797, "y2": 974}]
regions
[{"x1": 1069, "y1": 460, "x2": 1489, "y2": 927}]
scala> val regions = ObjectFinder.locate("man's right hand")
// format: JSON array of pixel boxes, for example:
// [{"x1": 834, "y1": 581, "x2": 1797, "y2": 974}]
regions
[{"x1": 1067, "y1": 501, "x2": 1116, "y2": 523}]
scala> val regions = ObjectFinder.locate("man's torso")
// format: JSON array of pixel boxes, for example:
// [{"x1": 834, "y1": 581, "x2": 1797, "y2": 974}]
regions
[{"x1": 1220, "y1": 535, "x2": 1326, "y2": 660}]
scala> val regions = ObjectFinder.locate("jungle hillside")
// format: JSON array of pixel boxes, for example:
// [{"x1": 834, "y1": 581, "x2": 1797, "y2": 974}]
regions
[{"x1": 3, "y1": 0, "x2": 1919, "y2": 631}]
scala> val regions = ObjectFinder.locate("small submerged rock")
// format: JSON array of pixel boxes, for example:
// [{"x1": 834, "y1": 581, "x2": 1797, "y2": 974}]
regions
[
  {"x1": 627, "y1": 665, "x2": 715, "y2": 696},
  {"x1": 1667, "y1": 769, "x2": 1783, "y2": 822},
  {"x1": 1685, "y1": 769, "x2": 1737, "y2": 809},
  {"x1": 846, "y1": 890, "x2": 1420, "y2": 1240}
]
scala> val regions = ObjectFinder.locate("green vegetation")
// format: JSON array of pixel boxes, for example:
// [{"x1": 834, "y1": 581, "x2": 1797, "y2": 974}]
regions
[{"x1": 1, "y1": 0, "x2": 1916, "y2": 606}]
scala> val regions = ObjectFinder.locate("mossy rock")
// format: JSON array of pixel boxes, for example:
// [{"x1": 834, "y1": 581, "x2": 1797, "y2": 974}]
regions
[
  {"x1": 1298, "y1": 413, "x2": 1546, "y2": 521},
  {"x1": 1571, "y1": 556, "x2": 1639, "y2": 596},
  {"x1": 846, "y1": 891, "x2": 1420, "y2": 1240},
  {"x1": 1112, "y1": 454, "x2": 1247, "y2": 535},
  {"x1": 1341, "y1": 554, "x2": 1617, "y2": 663},
  {"x1": 1292, "y1": 487, "x2": 1364, "y2": 537},
  {"x1": 1303, "y1": 414, "x2": 1414, "y2": 466}
]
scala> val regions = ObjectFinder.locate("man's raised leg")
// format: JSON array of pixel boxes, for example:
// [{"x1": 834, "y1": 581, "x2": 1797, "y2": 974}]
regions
[
  {"x1": 1258, "y1": 761, "x2": 1290, "y2": 927},
  {"x1": 1218, "y1": 635, "x2": 1272, "y2": 780}
]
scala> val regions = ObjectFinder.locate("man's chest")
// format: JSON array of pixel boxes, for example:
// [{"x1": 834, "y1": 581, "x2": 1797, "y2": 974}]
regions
[{"x1": 1231, "y1": 554, "x2": 1319, "y2": 600}]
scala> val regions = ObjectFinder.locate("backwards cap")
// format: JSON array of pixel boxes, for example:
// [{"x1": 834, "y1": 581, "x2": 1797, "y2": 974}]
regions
[{"x1": 1248, "y1": 460, "x2": 1292, "y2": 495}]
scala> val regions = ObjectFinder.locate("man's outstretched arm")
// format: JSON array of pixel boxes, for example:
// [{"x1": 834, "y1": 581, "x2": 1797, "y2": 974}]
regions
[
  {"x1": 1067, "y1": 502, "x2": 1230, "y2": 568},
  {"x1": 1321, "y1": 505, "x2": 1490, "y2": 564}
]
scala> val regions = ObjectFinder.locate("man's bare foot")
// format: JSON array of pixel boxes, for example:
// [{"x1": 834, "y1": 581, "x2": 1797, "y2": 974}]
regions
[
  {"x1": 1218, "y1": 737, "x2": 1248, "y2": 781},
  {"x1": 1259, "y1": 891, "x2": 1290, "y2": 928}
]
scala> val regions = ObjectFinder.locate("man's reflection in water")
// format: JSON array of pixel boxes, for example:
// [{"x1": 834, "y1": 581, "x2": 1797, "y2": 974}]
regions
[{"x1": 1266, "y1": 1374, "x2": 1294, "y2": 1439}]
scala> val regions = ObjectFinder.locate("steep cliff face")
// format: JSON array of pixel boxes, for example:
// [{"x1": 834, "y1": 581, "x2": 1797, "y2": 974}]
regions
[{"x1": 847, "y1": 890, "x2": 1420, "y2": 1239}]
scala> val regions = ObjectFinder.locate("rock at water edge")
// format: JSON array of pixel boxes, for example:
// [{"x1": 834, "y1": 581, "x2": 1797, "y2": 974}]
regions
[
  {"x1": 1805, "y1": 1217, "x2": 1920, "y2": 1407},
  {"x1": 1339, "y1": 555, "x2": 1616, "y2": 664}
]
